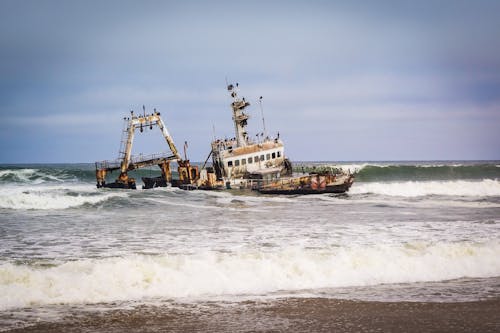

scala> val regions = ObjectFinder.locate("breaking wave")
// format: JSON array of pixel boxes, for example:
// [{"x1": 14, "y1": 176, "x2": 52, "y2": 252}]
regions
[
  {"x1": 350, "y1": 179, "x2": 500, "y2": 197},
  {"x1": 1, "y1": 241, "x2": 498, "y2": 310},
  {"x1": 355, "y1": 164, "x2": 500, "y2": 182},
  {"x1": 0, "y1": 167, "x2": 94, "y2": 184},
  {"x1": 0, "y1": 185, "x2": 127, "y2": 210},
  {"x1": 296, "y1": 163, "x2": 500, "y2": 182}
]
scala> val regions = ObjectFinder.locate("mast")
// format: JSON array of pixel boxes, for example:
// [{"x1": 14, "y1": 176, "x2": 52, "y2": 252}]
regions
[
  {"x1": 258, "y1": 96, "x2": 267, "y2": 139},
  {"x1": 227, "y1": 83, "x2": 250, "y2": 147}
]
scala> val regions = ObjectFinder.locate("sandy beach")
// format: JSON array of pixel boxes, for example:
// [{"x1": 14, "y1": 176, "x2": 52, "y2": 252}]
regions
[{"x1": 5, "y1": 298, "x2": 500, "y2": 333}]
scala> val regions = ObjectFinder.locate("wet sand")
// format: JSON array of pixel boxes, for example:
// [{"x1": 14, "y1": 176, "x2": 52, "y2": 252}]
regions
[{"x1": 5, "y1": 298, "x2": 500, "y2": 333}]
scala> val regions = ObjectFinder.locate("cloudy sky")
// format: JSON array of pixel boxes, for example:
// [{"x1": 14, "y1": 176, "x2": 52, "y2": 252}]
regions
[{"x1": 1, "y1": 0, "x2": 499, "y2": 163}]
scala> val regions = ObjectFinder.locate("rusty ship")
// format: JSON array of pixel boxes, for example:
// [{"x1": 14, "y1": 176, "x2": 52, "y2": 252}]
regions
[
  {"x1": 94, "y1": 83, "x2": 354, "y2": 194},
  {"x1": 197, "y1": 83, "x2": 355, "y2": 194}
]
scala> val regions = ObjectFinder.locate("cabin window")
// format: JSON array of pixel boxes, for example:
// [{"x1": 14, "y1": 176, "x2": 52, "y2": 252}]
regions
[
  {"x1": 260, "y1": 155, "x2": 264, "y2": 161},
  {"x1": 228, "y1": 161, "x2": 233, "y2": 167},
  {"x1": 266, "y1": 154, "x2": 270, "y2": 160},
  {"x1": 254, "y1": 156, "x2": 259, "y2": 163},
  {"x1": 272, "y1": 152, "x2": 276, "y2": 159},
  {"x1": 248, "y1": 157, "x2": 253, "y2": 164},
  {"x1": 277, "y1": 151, "x2": 281, "y2": 158},
  {"x1": 235, "y1": 160, "x2": 240, "y2": 167},
  {"x1": 242, "y1": 158, "x2": 246, "y2": 165}
]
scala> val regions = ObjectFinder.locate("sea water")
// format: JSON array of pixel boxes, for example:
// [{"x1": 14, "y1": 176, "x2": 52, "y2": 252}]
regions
[{"x1": 0, "y1": 161, "x2": 499, "y2": 329}]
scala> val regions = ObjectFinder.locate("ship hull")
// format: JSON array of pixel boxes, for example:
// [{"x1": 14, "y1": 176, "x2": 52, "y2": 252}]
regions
[
  {"x1": 142, "y1": 177, "x2": 168, "y2": 189},
  {"x1": 257, "y1": 182, "x2": 353, "y2": 195},
  {"x1": 99, "y1": 181, "x2": 137, "y2": 190}
]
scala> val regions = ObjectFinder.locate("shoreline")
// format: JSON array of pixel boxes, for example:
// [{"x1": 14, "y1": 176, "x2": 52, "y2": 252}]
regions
[{"x1": 5, "y1": 297, "x2": 500, "y2": 333}]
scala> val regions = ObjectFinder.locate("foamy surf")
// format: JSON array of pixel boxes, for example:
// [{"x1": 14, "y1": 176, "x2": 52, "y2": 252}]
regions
[
  {"x1": 1, "y1": 241, "x2": 499, "y2": 310},
  {"x1": 0, "y1": 185, "x2": 128, "y2": 210},
  {"x1": 0, "y1": 161, "x2": 499, "y2": 330},
  {"x1": 351, "y1": 179, "x2": 500, "y2": 197}
]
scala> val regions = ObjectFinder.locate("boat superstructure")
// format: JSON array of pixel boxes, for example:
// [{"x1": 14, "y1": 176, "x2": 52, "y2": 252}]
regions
[
  {"x1": 210, "y1": 83, "x2": 292, "y2": 187},
  {"x1": 204, "y1": 82, "x2": 354, "y2": 194}
]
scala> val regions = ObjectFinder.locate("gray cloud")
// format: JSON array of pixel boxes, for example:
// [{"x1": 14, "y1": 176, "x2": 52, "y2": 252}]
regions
[{"x1": 1, "y1": 0, "x2": 499, "y2": 162}]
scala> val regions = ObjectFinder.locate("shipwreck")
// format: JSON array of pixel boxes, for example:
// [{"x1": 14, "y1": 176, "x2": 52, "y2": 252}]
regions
[{"x1": 95, "y1": 83, "x2": 354, "y2": 194}]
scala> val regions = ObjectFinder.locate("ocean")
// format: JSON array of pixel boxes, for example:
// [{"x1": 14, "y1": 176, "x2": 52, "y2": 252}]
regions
[{"x1": 1, "y1": 161, "x2": 500, "y2": 332}]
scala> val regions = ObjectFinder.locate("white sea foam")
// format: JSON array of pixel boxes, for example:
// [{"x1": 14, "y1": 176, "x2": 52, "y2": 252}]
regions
[
  {"x1": 215, "y1": 194, "x2": 297, "y2": 205},
  {"x1": 1, "y1": 241, "x2": 499, "y2": 310},
  {"x1": 145, "y1": 197, "x2": 249, "y2": 211},
  {"x1": 0, "y1": 185, "x2": 127, "y2": 210},
  {"x1": 183, "y1": 189, "x2": 297, "y2": 205},
  {"x1": 351, "y1": 179, "x2": 500, "y2": 197},
  {"x1": 314, "y1": 194, "x2": 500, "y2": 208}
]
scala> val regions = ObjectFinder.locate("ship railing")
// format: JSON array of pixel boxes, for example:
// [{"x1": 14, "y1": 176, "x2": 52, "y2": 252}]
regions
[
  {"x1": 293, "y1": 163, "x2": 346, "y2": 175},
  {"x1": 258, "y1": 176, "x2": 307, "y2": 190},
  {"x1": 129, "y1": 152, "x2": 175, "y2": 165},
  {"x1": 222, "y1": 177, "x2": 304, "y2": 190},
  {"x1": 95, "y1": 152, "x2": 176, "y2": 171},
  {"x1": 95, "y1": 159, "x2": 121, "y2": 171}
]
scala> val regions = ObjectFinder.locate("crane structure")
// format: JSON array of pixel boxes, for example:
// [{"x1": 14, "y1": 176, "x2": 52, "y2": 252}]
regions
[{"x1": 95, "y1": 109, "x2": 199, "y2": 189}]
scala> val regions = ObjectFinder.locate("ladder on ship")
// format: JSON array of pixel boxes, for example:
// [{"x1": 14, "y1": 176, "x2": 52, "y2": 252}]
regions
[{"x1": 117, "y1": 117, "x2": 129, "y2": 162}]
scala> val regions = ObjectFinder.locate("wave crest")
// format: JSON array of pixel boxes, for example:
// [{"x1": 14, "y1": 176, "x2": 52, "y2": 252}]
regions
[
  {"x1": 0, "y1": 168, "x2": 80, "y2": 184},
  {"x1": 350, "y1": 179, "x2": 500, "y2": 197},
  {"x1": 0, "y1": 185, "x2": 127, "y2": 210},
  {"x1": 1, "y1": 241, "x2": 499, "y2": 310},
  {"x1": 295, "y1": 163, "x2": 500, "y2": 182}
]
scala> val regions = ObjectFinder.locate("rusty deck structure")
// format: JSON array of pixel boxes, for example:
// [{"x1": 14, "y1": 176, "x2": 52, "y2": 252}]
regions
[{"x1": 95, "y1": 108, "x2": 198, "y2": 189}]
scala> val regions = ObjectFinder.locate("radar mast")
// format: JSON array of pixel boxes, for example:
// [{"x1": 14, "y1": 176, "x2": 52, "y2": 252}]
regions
[{"x1": 227, "y1": 83, "x2": 250, "y2": 147}]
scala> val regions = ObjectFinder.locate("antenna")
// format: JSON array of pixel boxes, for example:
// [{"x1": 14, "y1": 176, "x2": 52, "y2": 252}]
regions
[
  {"x1": 259, "y1": 96, "x2": 267, "y2": 139},
  {"x1": 212, "y1": 124, "x2": 216, "y2": 141}
]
